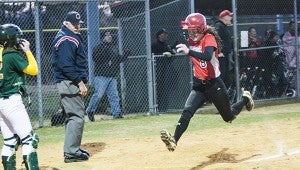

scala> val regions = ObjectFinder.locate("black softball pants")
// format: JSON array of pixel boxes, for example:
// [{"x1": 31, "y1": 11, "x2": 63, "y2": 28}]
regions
[{"x1": 173, "y1": 77, "x2": 247, "y2": 143}]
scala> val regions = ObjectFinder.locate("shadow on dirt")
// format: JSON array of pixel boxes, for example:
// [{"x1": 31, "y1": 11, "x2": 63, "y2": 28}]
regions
[
  {"x1": 35, "y1": 142, "x2": 106, "y2": 170},
  {"x1": 81, "y1": 142, "x2": 106, "y2": 157},
  {"x1": 190, "y1": 148, "x2": 261, "y2": 170}
]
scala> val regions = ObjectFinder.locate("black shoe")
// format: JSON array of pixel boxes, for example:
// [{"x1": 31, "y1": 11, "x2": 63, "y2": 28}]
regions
[
  {"x1": 64, "y1": 153, "x2": 89, "y2": 163},
  {"x1": 87, "y1": 112, "x2": 95, "y2": 122},
  {"x1": 79, "y1": 148, "x2": 90, "y2": 157},
  {"x1": 113, "y1": 114, "x2": 124, "y2": 119}
]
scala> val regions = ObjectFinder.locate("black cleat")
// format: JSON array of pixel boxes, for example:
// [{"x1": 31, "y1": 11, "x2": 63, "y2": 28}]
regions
[
  {"x1": 242, "y1": 91, "x2": 254, "y2": 111},
  {"x1": 160, "y1": 129, "x2": 176, "y2": 151},
  {"x1": 64, "y1": 153, "x2": 89, "y2": 163}
]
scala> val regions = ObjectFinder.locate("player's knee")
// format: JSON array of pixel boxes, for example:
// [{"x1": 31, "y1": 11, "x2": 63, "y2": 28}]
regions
[
  {"x1": 223, "y1": 115, "x2": 236, "y2": 123},
  {"x1": 21, "y1": 130, "x2": 39, "y2": 159},
  {"x1": 21, "y1": 131, "x2": 39, "y2": 170},
  {"x1": 2, "y1": 134, "x2": 20, "y2": 156},
  {"x1": 21, "y1": 131, "x2": 39, "y2": 156},
  {"x1": 21, "y1": 131, "x2": 39, "y2": 150}
]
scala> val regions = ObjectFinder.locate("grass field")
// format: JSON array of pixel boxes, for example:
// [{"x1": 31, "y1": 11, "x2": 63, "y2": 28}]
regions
[
  {"x1": 1, "y1": 101, "x2": 300, "y2": 169},
  {"x1": 36, "y1": 108, "x2": 300, "y2": 144}
]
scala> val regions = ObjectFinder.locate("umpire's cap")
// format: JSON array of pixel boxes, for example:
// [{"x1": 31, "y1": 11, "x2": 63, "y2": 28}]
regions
[{"x1": 65, "y1": 11, "x2": 84, "y2": 24}]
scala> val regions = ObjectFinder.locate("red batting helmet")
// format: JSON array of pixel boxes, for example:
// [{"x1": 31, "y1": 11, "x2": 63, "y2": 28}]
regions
[{"x1": 181, "y1": 13, "x2": 207, "y2": 34}]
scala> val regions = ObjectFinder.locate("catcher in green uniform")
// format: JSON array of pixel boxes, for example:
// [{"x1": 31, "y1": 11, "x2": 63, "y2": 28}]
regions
[{"x1": 0, "y1": 24, "x2": 39, "y2": 170}]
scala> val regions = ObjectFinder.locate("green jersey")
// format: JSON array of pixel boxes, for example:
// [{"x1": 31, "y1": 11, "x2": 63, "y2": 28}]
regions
[{"x1": 0, "y1": 49, "x2": 28, "y2": 98}]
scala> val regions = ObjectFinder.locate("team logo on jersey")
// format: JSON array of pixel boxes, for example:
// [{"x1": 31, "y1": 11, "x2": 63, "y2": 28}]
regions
[{"x1": 200, "y1": 60, "x2": 207, "y2": 68}]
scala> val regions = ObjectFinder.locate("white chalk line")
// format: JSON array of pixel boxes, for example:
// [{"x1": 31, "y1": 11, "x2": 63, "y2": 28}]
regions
[{"x1": 245, "y1": 149, "x2": 300, "y2": 162}]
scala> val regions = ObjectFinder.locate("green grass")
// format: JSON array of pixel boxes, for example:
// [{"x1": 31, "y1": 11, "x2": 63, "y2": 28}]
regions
[
  {"x1": 11, "y1": 111, "x2": 297, "y2": 146},
  {"x1": 1, "y1": 110, "x2": 299, "y2": 147}
]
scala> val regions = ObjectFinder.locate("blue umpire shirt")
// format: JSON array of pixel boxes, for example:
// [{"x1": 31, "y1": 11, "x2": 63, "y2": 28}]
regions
[{"x1": 51, "y1": 25, "x2": 88, "y2": 85}]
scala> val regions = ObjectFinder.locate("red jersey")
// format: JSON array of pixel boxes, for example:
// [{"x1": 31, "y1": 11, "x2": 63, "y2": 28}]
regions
[{"x1": 188, "y1": 33, "x2": 220, "y2": 79}]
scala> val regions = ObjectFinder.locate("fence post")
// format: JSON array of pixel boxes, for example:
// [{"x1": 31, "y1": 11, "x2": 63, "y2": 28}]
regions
[
  {"x1": 117, "y1": 19, "x2": 127, "y2": 113},
  {"x1": 86, "y1": 1, "x2": 100, "y2": 83},
  {"x1": 33, "y1": 2, "x2": 44, "y2": 127},
  {"x1": 232, "y1": 0, "x2": 242, "y2": 101},
  {"x1": 293, "y1": 0, "x2": 299, "y2": 96},
  {"x1": 145, "y1": 0, "x2": 155, "y2": 114}
]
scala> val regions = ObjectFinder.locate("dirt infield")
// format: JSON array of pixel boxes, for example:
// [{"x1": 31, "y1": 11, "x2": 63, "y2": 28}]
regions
[{"x1": 16, "y1": 104, "x2": 300, "y2": 170}]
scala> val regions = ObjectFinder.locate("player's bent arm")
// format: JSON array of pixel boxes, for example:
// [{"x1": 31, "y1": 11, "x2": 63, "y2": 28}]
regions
[
  {"x1": 188, "y1": 46, "x2": 214, "y2": 61},
  {"x1": 23, "y1": 50, "x2": 38, "y2": 76}
]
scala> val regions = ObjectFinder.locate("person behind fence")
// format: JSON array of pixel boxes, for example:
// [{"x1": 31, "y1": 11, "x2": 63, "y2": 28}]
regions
[
  {"x1": 0, "y1": 24, "x2": 39, "y2": 170},
  {"x1": 86, "y1": 31, "x2": 130, "y2": 121},
  {"x1": 51, "y1": 11, "x2": 90, "y2": 163},
  {"x1": 214, "y1": 9, "x2": 234, "y2": 88},
  {"x1": 151, "y1": 28, "x2": 177, "y2": 56},
  {"x1": 261, "y1": 30, "x2": 289, "y2": 98},
  {"x1": 159, "y1": 13, "x2": 254, "y2": 152},
  {"x1": 282, "y1": 21, "x2": 299, "y2": 91},
  {"x1": 151, "y1": 28, "x2": 177, "y2": 112},
  {"x1": 242, "y1": 27, "x2": 263, "y2": 69}
]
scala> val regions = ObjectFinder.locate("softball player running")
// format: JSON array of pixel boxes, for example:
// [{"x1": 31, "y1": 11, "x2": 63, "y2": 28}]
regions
[
  {"x1": 160, "y1": 13, "x2": 254, "y2": 152},
  {"x1": 0, "y1": 24, "x2": 39, "y2": 169}
]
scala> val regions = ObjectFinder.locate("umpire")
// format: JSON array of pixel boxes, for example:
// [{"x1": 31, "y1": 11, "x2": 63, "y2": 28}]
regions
[{"x1": 51, "y1": 11, "x2": 90, "y2": 163}]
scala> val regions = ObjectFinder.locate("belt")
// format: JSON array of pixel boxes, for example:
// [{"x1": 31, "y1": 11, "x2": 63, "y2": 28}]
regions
[
  {"x1": 196, "y1": 77, "x2": 216, "y2": 85},
  {"x1": 0, "y1": 96, "x2": 10, "y2": 100},
  {"x1": 199, "y1": 79, "x2": 210, "y2": 84}
]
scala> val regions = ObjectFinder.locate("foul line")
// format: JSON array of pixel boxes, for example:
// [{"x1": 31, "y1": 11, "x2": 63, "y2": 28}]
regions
[{"x1": 245, "y1": 149, "x2": 300, "y2": 162}]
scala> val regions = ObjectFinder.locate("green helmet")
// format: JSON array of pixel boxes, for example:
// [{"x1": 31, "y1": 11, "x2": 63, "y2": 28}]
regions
[{"x1": 0, "y1": 24, "x2": 23, "y2": 47}]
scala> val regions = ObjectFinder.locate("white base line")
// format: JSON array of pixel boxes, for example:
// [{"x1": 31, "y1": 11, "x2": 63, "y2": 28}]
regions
[{"x1": 245, "y1": 149, "x2": 300, "y2": 162}]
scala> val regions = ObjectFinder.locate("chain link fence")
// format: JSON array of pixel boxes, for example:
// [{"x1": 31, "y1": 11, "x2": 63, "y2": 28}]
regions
[
  {"x1": 234, "y1": 0, "x2": 299, "y2": 101},
  {"x1": 0, "y1": 0, "x2": 299, "y2": 128},
  {"x1": 0, "y1": 0, "x2": 192, "y2": 128}
]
